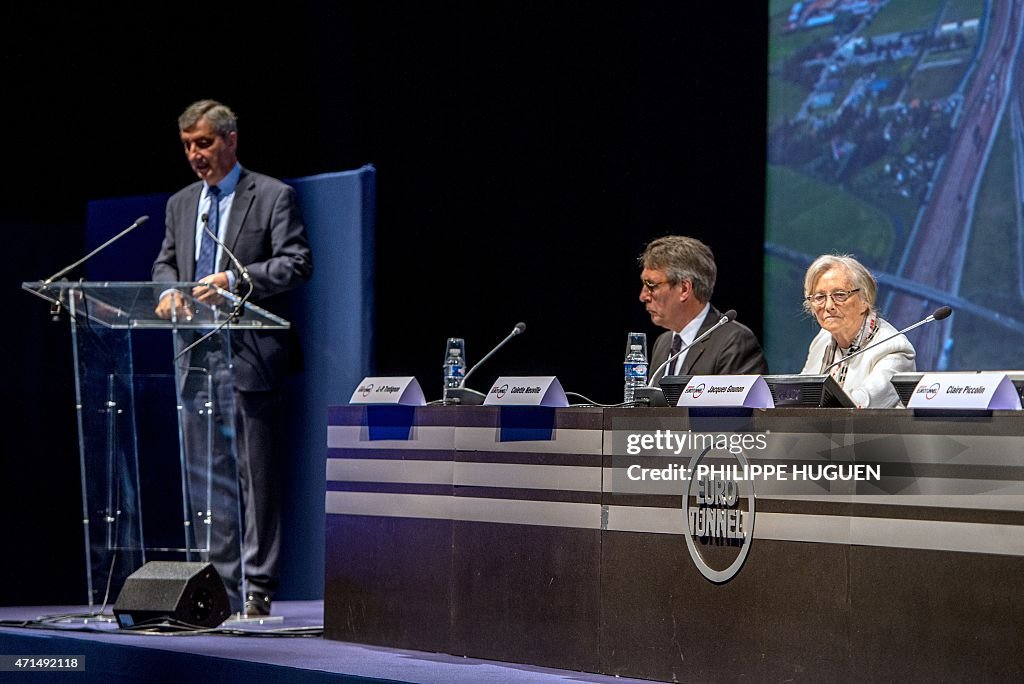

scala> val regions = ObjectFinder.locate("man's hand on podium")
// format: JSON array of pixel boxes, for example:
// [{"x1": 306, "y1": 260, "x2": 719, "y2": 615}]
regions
[
  {"x1": 192, "y1": 272, "x2": 229, "y2": 306},
  {"x1": 155, "y1": 291, "x2": 193, "y2": 321}
]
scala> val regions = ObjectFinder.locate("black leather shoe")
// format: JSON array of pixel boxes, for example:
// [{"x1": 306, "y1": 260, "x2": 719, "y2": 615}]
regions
[{"x1": 244, "y1": 591, "x2": 271, "y2": 616}]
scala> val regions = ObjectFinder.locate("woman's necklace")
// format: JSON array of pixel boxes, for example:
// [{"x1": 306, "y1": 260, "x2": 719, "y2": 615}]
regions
[{"x1": 821, "y1": 313, "x2": 879, "y2": 386}]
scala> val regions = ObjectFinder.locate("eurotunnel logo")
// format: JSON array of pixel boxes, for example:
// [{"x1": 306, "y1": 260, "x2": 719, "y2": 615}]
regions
[
  {"x1": 685, "y1": 382, "x2": 706, "y2": 400},
  {"x1": 683, "y1": 448, "x2": 755, "y2": 583},
  {"x1": 915, "y1": 382, "x2": 941, "y2": 400},
  {"x1": 490, "y1": 383, "x2": 509, "y2": 399},
  {"x1": 359, "y1": 383, "x2": 374, "y2": 397}
]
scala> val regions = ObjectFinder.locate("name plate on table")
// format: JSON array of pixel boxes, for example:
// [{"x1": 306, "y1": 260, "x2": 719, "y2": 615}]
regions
[
  {"x1": 349, "y1": 376, "x2": 425, "y2": 406},
  {"x1": 675, "y1": 375, "x2": 775, "y2": 409},
  {"x1": 483, "y1": 376, "x2": 568, "y2": 407},
  {"x1": 907, "y1": 372, "x2": 1021, "y2": 410}
]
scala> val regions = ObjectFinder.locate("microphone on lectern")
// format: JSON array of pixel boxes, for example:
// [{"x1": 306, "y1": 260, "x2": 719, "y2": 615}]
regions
[
  {"x1": 33, "y1": 215, "x2": 151, "y2": 321},
  {"x1": 41, "y1": 215, "x2": 151, "y2": 286}
]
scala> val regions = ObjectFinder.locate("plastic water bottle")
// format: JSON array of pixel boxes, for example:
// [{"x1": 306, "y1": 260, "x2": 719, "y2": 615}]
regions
[
  {"x1": 442, "y1": 337, "x2": 466, "y2": 401},
  {"x1": 623, "y1": 332, "x2": 648, "y2": 404}
]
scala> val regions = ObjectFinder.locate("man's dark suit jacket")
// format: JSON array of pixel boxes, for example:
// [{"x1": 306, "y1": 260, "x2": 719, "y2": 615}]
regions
[
  {"x1": 649, "y1": 305, "x2": 769, "y2": 384},
  {"x1": 152, "y1": 167, "x2": 313, "y2": 391}
]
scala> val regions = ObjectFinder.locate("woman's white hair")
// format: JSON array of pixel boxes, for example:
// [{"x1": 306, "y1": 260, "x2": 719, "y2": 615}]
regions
[{"x1": 802, "y1": 254, "x2": 876, "y2": 315}]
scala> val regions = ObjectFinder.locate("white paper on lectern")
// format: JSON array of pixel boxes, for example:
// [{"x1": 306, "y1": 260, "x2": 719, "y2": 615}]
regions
[
  {"x1": 349, "y1": 376, "x2": 426, "y2": 406},
  {"x1": 907, "y1": 372, "x2": 1021, "y2": 410},
  {"x1": 483, "y1": 376, "x2": 568, "y2": 407},
  {"x1": 674, "y1": 375, "x2": 775, "y2": 408}
]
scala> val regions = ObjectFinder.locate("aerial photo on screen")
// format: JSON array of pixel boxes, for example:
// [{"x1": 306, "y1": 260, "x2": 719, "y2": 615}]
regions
[{"x1": 765, "y1": 0, "x2": 1024, "y2": 375}]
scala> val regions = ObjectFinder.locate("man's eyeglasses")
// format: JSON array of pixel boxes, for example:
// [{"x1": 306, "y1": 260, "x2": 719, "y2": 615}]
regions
[
  {"x1": 641, "y1": 279, "x2": 672, "y2": 294},
  {"x1": 805, "y1": 288, "x2": 861, "y2": 307}
]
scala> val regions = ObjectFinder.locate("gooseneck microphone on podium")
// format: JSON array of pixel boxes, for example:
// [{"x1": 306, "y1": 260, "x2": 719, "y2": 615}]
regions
[
  {"x1": 199, "y1": 212, "x2": 254, "y2": 315},
  {"x1": 35, "y1": 215, "x2": 150, "y2": 320},
  {"x1": 173, "y1": 216, "x2": 258, "y2": 362},
  {"x1": 446, "y1": 322, "x2": 527, "y2": 405},
  {"x1": 633, "y1": 309, "x2": 737, "y2": 407},
  {"x1": 41, "y1": 215, "x2": 151, "y2": 286},
  {"x1": 821, "y1": 306, "x2": 952, "y2": 374}
]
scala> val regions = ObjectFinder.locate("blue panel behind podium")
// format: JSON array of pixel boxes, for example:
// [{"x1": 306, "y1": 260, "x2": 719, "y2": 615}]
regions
[
  {"x1": 498, "y1": 406, "x2": 556, "y2": 442},
  {"x1": 86, "y1": 165, "x2": 376, "y2": 600},
  {"x1": 365, "y1": 405, "x2": 416, "y2": 441}
]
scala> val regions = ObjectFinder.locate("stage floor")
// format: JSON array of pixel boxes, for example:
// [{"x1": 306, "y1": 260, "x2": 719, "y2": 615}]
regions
[{"x1": 0, "y1": 601, "x2": 651, "y2": 683}]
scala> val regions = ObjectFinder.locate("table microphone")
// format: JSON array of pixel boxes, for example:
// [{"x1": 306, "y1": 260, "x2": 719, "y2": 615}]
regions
[
  {"x1": 634, "y1": 309, "x2": 737, "y2": 407},
  {"x1": 822, "y1": 306, "x2": 952, "y2": 374},
  {"x1": 447, "y1": 322, "x2": 527, "y2": 405}
]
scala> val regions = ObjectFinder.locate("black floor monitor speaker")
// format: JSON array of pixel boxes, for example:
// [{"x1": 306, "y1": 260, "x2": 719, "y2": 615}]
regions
[{"x1": 113, "y1": 561, "x2": 230, "y2": 628}]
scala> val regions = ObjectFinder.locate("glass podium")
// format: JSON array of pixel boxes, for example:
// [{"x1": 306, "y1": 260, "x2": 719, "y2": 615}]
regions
[{"x1": 22, "y1": 281, "x2": 289, "y2": 611}]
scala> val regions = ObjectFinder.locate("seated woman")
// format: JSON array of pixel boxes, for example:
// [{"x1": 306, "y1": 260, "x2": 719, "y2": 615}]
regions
[{"x1": 800, "y1": 254, "x2": 916, "y2": 408}]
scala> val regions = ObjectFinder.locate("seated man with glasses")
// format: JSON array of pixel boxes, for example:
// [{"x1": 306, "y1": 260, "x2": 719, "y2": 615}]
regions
[
  {"x1": 639, "y1": 235, "x2": 768, "y2": 384},
  {"x1": 800, "y1": 254, "x2": 916, "y2": 407}
]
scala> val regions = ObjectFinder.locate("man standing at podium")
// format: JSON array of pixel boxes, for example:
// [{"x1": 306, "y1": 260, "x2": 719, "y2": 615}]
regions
[
  {"x1": 153, "y1": 100, "x2": 313, "y2": 616},
  {"x1": 639, "y1": 235, "x2": 767, "y2": 384}
]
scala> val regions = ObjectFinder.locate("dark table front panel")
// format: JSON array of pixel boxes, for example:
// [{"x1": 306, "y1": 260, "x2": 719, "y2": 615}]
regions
[
  {"x1": 324, "y1": 514, "x2": 454, "y2": 653},
  {"x1": 325, "y1": 407, "x2": 1024, "y2": 681},
  {"x1": 600, "y1": 533, "x2": 851, "y2": 682},
  {"x1": 450, "y1": 523, "x2": 601, "y2": 672}
]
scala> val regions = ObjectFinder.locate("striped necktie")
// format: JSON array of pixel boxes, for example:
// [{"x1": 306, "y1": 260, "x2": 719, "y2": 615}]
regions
[
  {"x1": 195, "y1": 185, "x2": 221, "y2": 278},
  {"x1": 668, "y1": 333, "x2": 683, "y2": 375}
]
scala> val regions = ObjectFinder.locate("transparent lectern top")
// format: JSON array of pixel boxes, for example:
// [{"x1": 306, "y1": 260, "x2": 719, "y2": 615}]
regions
[{"x1": 22, "y1": 281, "x2": 289, "y2": 330}]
